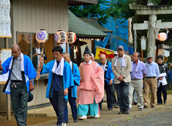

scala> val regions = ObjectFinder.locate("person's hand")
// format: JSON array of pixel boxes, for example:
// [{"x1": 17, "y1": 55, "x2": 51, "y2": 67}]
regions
[
  {"x1": 80, "y1": 77, "x2": 84, "y2": 82},
  {"x1": 118, "y1": 75, "x2": 124, "y2": 81},
  {"x1": 39, "y1": 57, "x2": 44, "y2": 63},
  {"x1": 0, "y1": 60, "x2": 2, "y2": 70},
  {"x1": 33, "y1": 52, "x2": 38, "y2": 56},
  {"x1": 29, "y1": 81, "x2": 34, "y2": 91},
  {"x1": 109, "y1": 80, "x2": 113, "y2": 85},
  {"x1": 64, "y1": 88, "x2": 68, "y2": 95},
  {"x1": 170, "y1": 63, "x2": 172, "y2": 67},
  {"x1": 159, "y1": 77, "x2": 163, "y2": 80}
]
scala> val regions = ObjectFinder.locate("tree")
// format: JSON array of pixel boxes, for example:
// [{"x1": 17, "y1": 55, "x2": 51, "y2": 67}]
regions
[{"x1": 69, "y1": 0, "x2": 110, "y2": 25}]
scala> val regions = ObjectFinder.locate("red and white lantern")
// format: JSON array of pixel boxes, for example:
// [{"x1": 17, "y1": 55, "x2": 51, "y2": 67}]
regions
[
  {"x1": 158, "y1": 32, "x2": 167, "y2": 41},
  {"x1": 66, "y1": 32, "x2": 77, "y2": 44},
  {"x1": 54, "y1": 31, "x2": 66, "y2": 43}
]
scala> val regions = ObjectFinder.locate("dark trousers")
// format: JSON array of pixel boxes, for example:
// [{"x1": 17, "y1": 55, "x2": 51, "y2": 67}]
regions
[
  {"x1": 115, "y1": 81, "x2": 129, "y2": 111},
  {"x1": 99, "y1": 81, "x2": 114, "y2": 110},
  {"x1": 112, "y1": 84, "x2": 117, "y2": 105},
  {"x1": 10, "y1": 82, "x2": 29, "y2": 126},
  {"x1": 157, "y1": 83, "x2": 167, "y2": 104},
  {"x1": 64, "y1": 89, "x2": 77, "y2": 122},
  {"x1": 49, "y1": 91, "x2": 66, "y2": 125}
]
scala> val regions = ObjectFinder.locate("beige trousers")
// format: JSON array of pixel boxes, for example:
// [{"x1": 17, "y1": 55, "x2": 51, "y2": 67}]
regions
[{"x1": 143, "y1": 78, "x2": 157, "y2": 106}]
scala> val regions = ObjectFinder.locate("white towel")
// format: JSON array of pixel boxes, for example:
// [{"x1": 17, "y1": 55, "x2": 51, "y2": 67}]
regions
[
  {"x1": 9, "y1": 53, "x2": 24, "y2": 71},
  {"x1": 52, "y1": 58, "x2": 64, "y2": 76},
  {"x1": 114, "y1": 54, "x2": 126, "y2": 67},
  {"x1": 130, "y1": 60, "x2": 140, "y2": 72},
  {"x1": 157, "y1": 73, "x2": 167, "y2": 87}
]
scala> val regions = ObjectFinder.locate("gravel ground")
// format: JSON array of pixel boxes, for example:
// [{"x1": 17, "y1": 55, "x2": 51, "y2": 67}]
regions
[{"x1": 114, "y1": 109, "x2": 172, "y2": 126}]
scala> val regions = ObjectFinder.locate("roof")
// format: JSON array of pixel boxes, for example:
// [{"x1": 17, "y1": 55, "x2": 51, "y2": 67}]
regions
[
  {"x1": 68, "y1": 10, "x2": 107, "y2": 38},
  {"x1": 68, "y1": 0, "x2": 97, "y2": 5},
  {"x1": 80, "y1": 18, "x2": 113, "y2": 33}
]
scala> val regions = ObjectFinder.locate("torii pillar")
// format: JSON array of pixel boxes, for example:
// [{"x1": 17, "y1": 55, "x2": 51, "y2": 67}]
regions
[{"x1": 130, "y1": 4, "x2": 172, "y2": 60}]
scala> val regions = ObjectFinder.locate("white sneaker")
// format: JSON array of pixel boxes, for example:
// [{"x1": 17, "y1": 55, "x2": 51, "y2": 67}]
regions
[
  {"x1": 79, "y1": 115, "x2": 87, "y2": 120},
  {"x1": 94, "y1": 113, "x2": 100, "y2": 118},
  {"x1": 62, "y1": 122, "x2": 66, "y2": 126}
]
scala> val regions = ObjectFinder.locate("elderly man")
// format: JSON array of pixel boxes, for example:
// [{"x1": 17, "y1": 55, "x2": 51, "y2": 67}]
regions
[
  {"x1": 112, "y1": 45, "x2": 131, "y2": 114},
  {"x1": 39, "y1": 46, "x2": 73, "y2": 126},
  {"x1": 99, "y1": 54, "x2": 114, "y2": 110},
  {"x1": 31, "y1": 40, "x2": 47, "y2": 69},
  {"x1": 144, "y1": 54, "x2": 160, "y2": 108},
  {"x1": 129, "y1": 52, "x2": 147, "y2": 111},
  {"x1": 63, "y1": 53, "x2": 80, "y2": 123},
  {"x1": 91, "y1": 53, "x2": 95, "y2": 61},
  {"x1": 0, "y1": 44, "x2": 37, "y2": 126}
]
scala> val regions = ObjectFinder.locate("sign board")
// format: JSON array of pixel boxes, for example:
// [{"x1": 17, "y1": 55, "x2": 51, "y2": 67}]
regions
[
  {"x1": 0, "y1": 0, "x2": 11, "y2": 37},
  {"x1": 0, "y1": 49, "x2": 11, "y2": 83}
]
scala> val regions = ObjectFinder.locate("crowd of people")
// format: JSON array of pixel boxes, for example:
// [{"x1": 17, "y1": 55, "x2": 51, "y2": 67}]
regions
[{"x1": 0, "y1": 43, "x2": 171, "y2": 126}]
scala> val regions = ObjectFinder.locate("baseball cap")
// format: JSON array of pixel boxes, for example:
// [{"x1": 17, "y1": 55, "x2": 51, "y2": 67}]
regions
[
  {"x1": 117, "y1": 45, "x2": 124, "y2": 50},
  {"x1": 147, "y1": 54, "x2": 153, "y2": 59}
]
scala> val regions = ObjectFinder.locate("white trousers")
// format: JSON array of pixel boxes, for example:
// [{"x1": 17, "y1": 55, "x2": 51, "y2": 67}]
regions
[{"x1": 129, "y1": 79, "x2": 143, "y2": 109}]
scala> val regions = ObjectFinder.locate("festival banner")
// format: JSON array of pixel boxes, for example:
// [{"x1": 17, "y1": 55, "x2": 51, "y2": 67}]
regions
[{"x1": 95, "y1": 46, "x2": 115, "y2": 59}]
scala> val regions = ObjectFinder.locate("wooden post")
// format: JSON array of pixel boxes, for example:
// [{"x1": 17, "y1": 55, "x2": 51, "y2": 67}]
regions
[
  {"x1": 76, "y1": 47, "x2": 81, "y2": 66},
  {"x1": 71, "y1": 46, "x2": 74, "y2": 62},
  {"x1": 141, "y1": 50, "x2": 143, "y2": 62},
  {"x1": 5, "y1": 38, "x2": 11, "y2": 120},
  {"x1": 92, "y1": 39, "x2": 95, "y2": 55}
]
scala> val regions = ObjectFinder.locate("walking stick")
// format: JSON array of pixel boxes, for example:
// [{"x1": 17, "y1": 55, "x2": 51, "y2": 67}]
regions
[{"x1": 33, "y1": 44, "x2": 44, "y2": 117}]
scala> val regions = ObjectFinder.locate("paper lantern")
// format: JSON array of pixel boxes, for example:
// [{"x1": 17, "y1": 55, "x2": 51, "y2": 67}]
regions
[
  {"x1": 36, "y1": 30, "x2": 48, "y2": 43},
  {"x1": 158, "y1": 32, "x2": 167, "y2": 41},
  {"x1": 54, "y1": 31, "x2": 66, "y2": 43},
  {"x1": 140, "y1": 36, "x2": 147, "y2": 50},
  {"x1": 66, "y1": 32, "x2": 77, "y2": 44}
]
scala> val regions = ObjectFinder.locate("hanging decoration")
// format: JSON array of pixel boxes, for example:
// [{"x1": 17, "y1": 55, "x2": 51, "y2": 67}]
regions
[
  {"x1": 54, "y1": 30, "x2": 66, "y2": 43},
  {"x1": 0, "y1": 0, "x2": 11, "y2": 36},
  {"x1": 66, "y1": 32, "x2": 77, "y2": 44},
  {"x1": 158, "y1": 32, "x2": 167, "y2": 41},
  {"x1": 36, "y1": 29, "x2": 48, "y2": 43}
]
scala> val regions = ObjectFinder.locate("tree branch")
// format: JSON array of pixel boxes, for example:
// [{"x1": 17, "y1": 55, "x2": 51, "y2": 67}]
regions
[{"x1": 158, "y1": 0, "x2": 170, "y2": 5}]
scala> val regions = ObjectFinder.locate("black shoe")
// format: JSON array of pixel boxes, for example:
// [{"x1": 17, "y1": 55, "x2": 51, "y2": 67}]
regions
[
  {"x1": 125, "y1": 110, "x2": 130, "y2": 114},
  {"x1": 157, "y1": 103, "x2": 162, "y2": 105},
  {"x1": 164, "y1": 100, "x2": 167, "y2": 104},
  {"x1": 118, "y1": 110, "x2": 124, "y2": 114},
  {"x1": 108, "y1": 108, "x2": 112, "y2": 110},
  {"x1": 74, "y1": 117, "x2": 78, "y2": 123},
  {"x1": 144, "y1": 105, "x2": 148, "y2": 108},
  {"x1": 65, "y1": 121, "x2": 68, "y2": 124},
  {"x1": 151, "y1": 105, "x2": 155, "y2": 108}
]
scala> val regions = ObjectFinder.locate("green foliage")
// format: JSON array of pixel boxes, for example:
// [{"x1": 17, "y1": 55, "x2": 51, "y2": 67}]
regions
[{"x1": 69, "y1": 0, "x2": 109, "y2": 25}]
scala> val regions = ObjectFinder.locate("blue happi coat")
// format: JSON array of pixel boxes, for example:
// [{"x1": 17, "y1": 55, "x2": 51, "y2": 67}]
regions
[
  {"x1": 99, "y1": 61, "x2": 114, "y2": 85},
  {"x1": 41, "y1": 60, "x2": 74, "y2": 101},
  {"x1": 1, "y1": 54, "x2": 37, "y2": 94},
  {"x1": 70, "y1": 62, "x2": 80, "y2": 98}
]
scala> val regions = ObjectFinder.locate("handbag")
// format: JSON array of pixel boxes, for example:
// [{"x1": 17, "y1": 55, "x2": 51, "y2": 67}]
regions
[{"x1": 28, "y1": 91, "x2": 33, "y2": 102}]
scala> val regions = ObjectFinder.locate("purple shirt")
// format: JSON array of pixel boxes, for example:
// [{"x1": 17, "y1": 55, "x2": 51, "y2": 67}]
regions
[{"x1": 130, "y1": 61, "x2": 147, "y2": 79}]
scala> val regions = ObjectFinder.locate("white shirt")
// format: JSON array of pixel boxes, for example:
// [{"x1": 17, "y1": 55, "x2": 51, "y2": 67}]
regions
[
  {"x1": 35, "y1": 47, "x2": 41, "y2": 67},
  {"x1": 101, "y1": 60, "x2": 107, "y2": 71}
]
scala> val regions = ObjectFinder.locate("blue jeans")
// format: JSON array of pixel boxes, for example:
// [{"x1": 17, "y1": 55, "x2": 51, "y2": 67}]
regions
[{"x1": 115, "y1": 81, "x2": 129, "y2": 111}]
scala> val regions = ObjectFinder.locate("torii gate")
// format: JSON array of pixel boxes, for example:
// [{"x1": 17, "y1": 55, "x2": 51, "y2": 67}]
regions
[{"x1": 129, "y1": 4, "x2": 172, "y2": 60}]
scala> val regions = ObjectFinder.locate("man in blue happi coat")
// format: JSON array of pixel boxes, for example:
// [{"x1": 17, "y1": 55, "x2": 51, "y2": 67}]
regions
[
  {"x1": 99, "y1": 54, "x2": 114, "y2": 110},
  {"x1": 39, "y1": 46, "x2": 73, "y2": 126},
  {"x1": 63, "y1": 53, "x2": 80, "y2": 123},
  {"x1": 0, "y1": 44, "x2": 37, "y2": 126}
]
